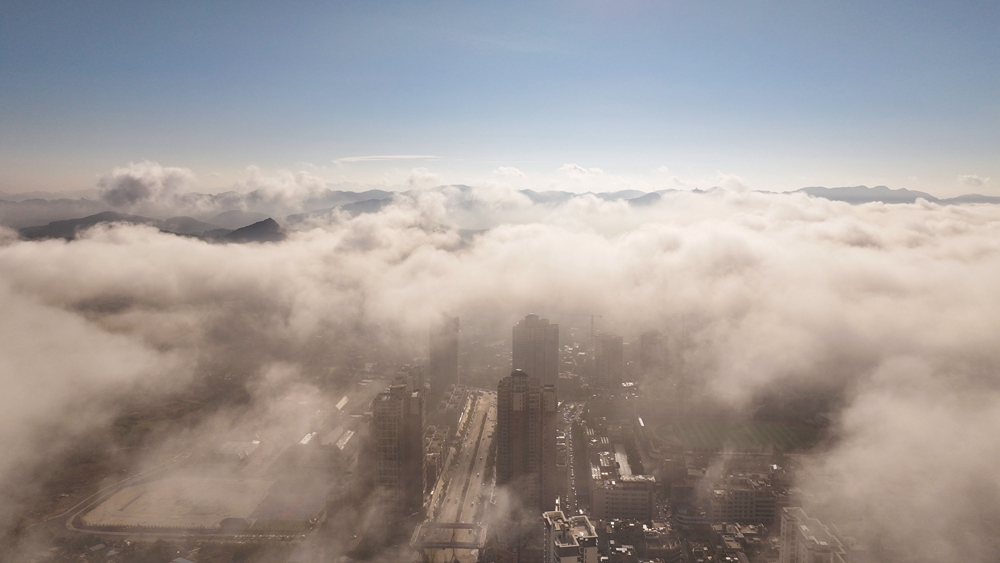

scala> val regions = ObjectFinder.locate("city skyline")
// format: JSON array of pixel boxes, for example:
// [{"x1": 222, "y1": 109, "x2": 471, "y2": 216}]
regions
[{"x1": 2, "y1": 2, "x2": 1000, "y2": 562}]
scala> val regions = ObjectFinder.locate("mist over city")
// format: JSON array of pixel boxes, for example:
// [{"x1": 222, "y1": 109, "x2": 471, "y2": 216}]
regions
[{"x1": 2, "y1": 3, "x2": 999, "y2": 563}]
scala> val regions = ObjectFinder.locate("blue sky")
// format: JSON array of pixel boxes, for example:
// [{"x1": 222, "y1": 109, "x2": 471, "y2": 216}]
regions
[{"x1": 1, "y1": 1, "x2": 998, "y2": 195}]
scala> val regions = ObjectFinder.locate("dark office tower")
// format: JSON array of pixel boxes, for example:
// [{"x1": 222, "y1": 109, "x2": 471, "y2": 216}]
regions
[
  {"x1": 372, "y1": 381, "x2": 425, "y2": 515},
  {"x1": 639, "y1": 331, "x2": 666, "y2": 376},
  {"x1": 429, "y1": 316, "x2": 459, "y2": 392},
  {"x1": 496, "y1": 370, "x2": 558, "y2": 514},
  {"x1": 401, "y1": 364, "x2": 424, "y2": 393},
  {"x1": 594, "y1": 333, "x2": 624, "y2": 390},
  {"x1": 512, "y1": 314, "x2": 560, "y2": 387}
]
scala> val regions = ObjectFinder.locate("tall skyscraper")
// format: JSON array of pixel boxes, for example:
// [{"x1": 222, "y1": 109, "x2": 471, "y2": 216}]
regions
[
  {"x1": 639, "y1": 330, "x2": 666, "y2": 376},
  {"x1": 594, "y1": 333, "x2": 624, "y2": 389},
  {"x1": 371, "y1": 380, "x2": 425, "y2": 515},
  {"x1": 429, "y1": 316, "x2": 459, "y2": 392},
  {"x1": 512, "y1": 314, "x2": 560, "y2": 387},
  {"x1": 496, "y1": 370, "x2": 558, "y2": 513}
]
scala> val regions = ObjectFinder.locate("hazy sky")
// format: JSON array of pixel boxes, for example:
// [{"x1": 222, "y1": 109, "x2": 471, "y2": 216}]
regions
[{"x1": 2, "y1": 1, "x2": 998, "y2": 195}]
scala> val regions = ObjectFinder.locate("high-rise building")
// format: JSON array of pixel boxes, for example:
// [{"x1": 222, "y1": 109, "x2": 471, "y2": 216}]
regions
[
  {"x1": 429, "y1": 316, "x2": 459, "y2": 392},
  {"x1": 371, "y1": 380, "x2": 425, "y2": 515},
  {"x1": 639, "y1": 331, "x2": 666, "y2": 376},
  {"x1": 594, "y1": 333, "x2": 624, "y2": 389},
  {"x1": 401, "y1": 364, "x2": 424, "y2": 394},
  {"x1": 496, "y1": 370, "x2": 558, "y2": 513},
  {"x1": 512, "y1": 314, "x2": 560, "y2": 387}
]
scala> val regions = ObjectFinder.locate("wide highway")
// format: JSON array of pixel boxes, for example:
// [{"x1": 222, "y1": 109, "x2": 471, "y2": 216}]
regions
[
  {"x1": 434, "y1": 388, "x2": 496, "y2": 525},
  {"x1": 417, "y1": 388, "x2": 496, "y2": 563}
]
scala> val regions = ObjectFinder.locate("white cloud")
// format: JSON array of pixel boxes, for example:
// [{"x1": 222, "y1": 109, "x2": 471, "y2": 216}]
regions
[
  {"x1": 98, "y1": 160, "x2": 198, "y2": 208},
  {"x1": 657, "y1": 165, "x2": 673, "y2": 175},
  {"x1": 334, "y1": 155, "x2": 438, "y2": 163},
  {"x1": 959, "y1": 174, "x2": 990, "y2": 188},
  {"x1": 493, "y1": 166, "x2": 525, "y2": 178},
  {"x1": 558, "y1": 163, "x2": 605, "y2": 179},
  {"x1": 407, "y1": 167, "x2": 441, "y2": 188},
  {"x1": 711, "y1": 171, "x2": 751, "y2": 191}
]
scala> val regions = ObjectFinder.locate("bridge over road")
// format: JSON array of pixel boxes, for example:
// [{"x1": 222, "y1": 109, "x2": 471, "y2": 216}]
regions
[{"x1": 412, "y1": 389, "x2": 496, "y2": 560}]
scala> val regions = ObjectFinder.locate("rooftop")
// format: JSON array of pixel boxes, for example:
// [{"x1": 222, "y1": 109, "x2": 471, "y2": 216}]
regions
[{"x1": 544, "y1": 510, "x2": 597, "y2": 547}]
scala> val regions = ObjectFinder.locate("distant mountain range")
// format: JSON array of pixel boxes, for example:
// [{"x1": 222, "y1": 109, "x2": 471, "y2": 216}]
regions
[
  {"x1": 793, "y1": 185, "x2": 1000, "y2": 205},
  {"x1": 18, "y1": 211, "x2": 286, "y2": 243},
  {"x1": 0, "y1": 187, "x2": 394, "y2": 230},
  {"x1": 4, "y1": 185, "x2": 999, "y2": 239}
]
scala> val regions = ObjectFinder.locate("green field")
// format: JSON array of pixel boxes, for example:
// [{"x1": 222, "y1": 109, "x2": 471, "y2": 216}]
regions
[{"x1": 654, "y1": 421, "x2": 818, "y2": 451}]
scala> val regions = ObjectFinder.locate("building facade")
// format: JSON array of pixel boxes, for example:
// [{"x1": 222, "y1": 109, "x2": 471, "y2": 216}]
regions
[
  {"x1": 594, "y1": 333, "x2": 624, "y2": 389},
  {"x1": 429, "y1": 316, "x2": 459, "y2": 391},
  {"x1": 779, "y1": 507, "x2": 853, "y2": 563},
  {"x1": 371, "y1": 381, "x2": 425, "y2": 515},
  {"x1": 641, "y1": 330, "x2": 668, "y2": 376},
  {"x1": 706, "y1": 474, "x2": 785, "y2": 525},
  {"x1": 591, "y1": 474, "x2": 658, "y2": 522},
  {"x1": 497, "y1": 370, "x2": 558, "y2": 513},
  {"x1": 513, "y1": 314, "x2": 560, "y2": 387}
]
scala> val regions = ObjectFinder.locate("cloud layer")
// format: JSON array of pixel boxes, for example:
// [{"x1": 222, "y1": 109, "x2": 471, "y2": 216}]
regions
[
  {"x1": 960, "y1": 174, "x2": 990, "y2": 187},
  {"x1": 2, "y1": 179, "x2": 1000, "y2": 560}
]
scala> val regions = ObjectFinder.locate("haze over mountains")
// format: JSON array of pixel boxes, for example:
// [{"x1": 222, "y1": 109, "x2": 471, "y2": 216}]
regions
[
  {"x1": 3, "y1": 184, "x2": 998, "y2": 240},
  {"x1": 17, "y1": 212, "x2": 286, "y2": 243}
]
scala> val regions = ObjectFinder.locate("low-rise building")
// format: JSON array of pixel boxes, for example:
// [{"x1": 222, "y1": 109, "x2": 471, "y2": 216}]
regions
[
  {"x1": 597, "y1": 519, "x2": 682, "y2": 563},
  {"x1": 581, "y1": 422, "x2": 657, "y2": 522},
  {"x1": 644, "y1": 522, "x2": 684, "y2": 563},
  {"x1": 423, "y1": 425, "x2": 451, "y2": 493},
  {"x1": 543, "y1": 510, "x2": 598, "y2": 563},
  {"x1": 607, "y1": 543, "x2": 637, "y2": 563},
  {"x1": 779, "y1": 507, "x2": 868, "y2": 563},
  {"x1": 706, "y1": 473, "x2": 787, "y2": 525},
  {"x1": 591, "y1": 475, "x2": 657, "y2": 522},
  {"x1": 711, "y1": 522, "x2": 766, "y2": 551}
]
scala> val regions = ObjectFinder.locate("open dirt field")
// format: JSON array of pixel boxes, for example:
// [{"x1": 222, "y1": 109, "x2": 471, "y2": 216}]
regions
[{"x1": 82, "y1": 476, "x2": 275, "y2": 529}]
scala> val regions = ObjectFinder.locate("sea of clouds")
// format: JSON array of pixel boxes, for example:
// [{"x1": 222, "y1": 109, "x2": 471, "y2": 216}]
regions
[{"x1": 2, "y1": 162, "x2": 1000, "y2": 561}]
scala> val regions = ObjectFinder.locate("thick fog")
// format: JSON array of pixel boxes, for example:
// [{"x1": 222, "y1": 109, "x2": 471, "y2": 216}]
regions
[{"x1": 2, "y1": 164, "x2": 1000, "y2": 561}]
